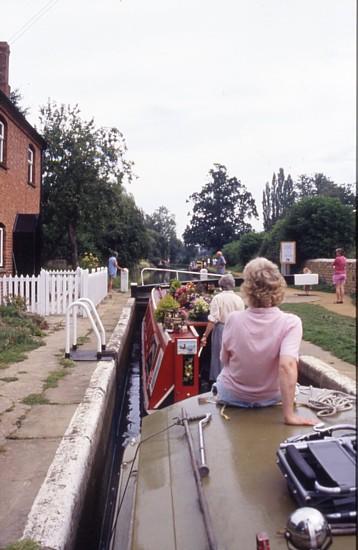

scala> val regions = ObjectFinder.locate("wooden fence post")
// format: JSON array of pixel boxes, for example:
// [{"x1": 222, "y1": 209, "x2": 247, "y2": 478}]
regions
[{"x1": 38, "y1": 269, "x2": 46, "y2": 315}]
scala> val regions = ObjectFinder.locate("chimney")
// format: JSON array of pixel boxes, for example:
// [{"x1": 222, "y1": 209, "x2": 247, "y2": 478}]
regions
[{"x1": 0, "y1": 42, "x2": 10, "y2": 97}]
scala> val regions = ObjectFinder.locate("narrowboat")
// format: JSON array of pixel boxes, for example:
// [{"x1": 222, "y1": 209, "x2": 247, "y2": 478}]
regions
[{"x1": 110, "y1": 282, "x2": 356, "y2": 550}]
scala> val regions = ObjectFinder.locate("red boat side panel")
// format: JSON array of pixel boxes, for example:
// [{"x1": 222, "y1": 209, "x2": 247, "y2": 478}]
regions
[{"x1": 142, "y1": 289, "x2": 200, "y2": 410}]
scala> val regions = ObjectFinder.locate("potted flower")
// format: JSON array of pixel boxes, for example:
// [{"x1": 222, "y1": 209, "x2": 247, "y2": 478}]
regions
[
  {"x1": 169, "y1": 279, "x2": 182, "y2": 296},
  {"x1": 188, "y1": 296, "x2": 210, "y2": 321},
  {"x1": 154, "y1": 294, "x2": 181, "y2": 325}
]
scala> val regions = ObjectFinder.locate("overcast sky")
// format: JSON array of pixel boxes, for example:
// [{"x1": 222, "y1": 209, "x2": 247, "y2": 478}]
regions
[{"x1": 2, "y1": 0, "x2": 356, "y2": 238}]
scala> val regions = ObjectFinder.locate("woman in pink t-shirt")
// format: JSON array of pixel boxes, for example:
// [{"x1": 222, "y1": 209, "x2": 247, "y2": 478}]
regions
[
  {"x1": 332, "y1": 248, "x2": 347, "y2": 304},
  {"x1": 215, "y1": 257, "x2": 315, "y2": 426}
]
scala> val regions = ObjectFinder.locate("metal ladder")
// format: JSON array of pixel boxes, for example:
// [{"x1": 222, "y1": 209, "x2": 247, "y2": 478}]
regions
[{"x1": 65, "y1": 297, "x2": 115, "y2": 361}]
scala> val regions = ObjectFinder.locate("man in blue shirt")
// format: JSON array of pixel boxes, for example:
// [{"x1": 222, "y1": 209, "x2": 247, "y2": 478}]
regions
[
  {"x1": 108, "y1": 252, "x2": 121, "y2": 292},
  {"x1": 215, "y1": 251, "x2": 226, "y2": 274}
]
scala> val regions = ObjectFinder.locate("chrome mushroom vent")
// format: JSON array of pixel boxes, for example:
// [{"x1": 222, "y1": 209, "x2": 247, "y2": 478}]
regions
[{"x1": 285, "y1": 507, "x2": 332, "y2": 549}]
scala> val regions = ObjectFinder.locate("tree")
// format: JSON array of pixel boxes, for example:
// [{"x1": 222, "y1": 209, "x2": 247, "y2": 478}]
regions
[
  {"x1": 262, "y1": 168, "x2": 296, "y2": 231},
  {"x1": 9, "y1": 88, "x2": 30, "y2": 117},
  {"x1": 259, "y1": 197, "x2": 355, "y2": 267},
  {"x1": 145, "y1": 206, "x2": 178, "y2": 262},
  {"x1": 184, "y1": 164, "x2": 258, "y2": 250},
  {"x1": 40, "y1": 101, "x2": 134, "y2": 266},
  {"x1": 95, "y1": 188, "x2": 149, "y2": 268},
  {"x1": 295, "y1": 173, "x2": 356, "y2": 208}
]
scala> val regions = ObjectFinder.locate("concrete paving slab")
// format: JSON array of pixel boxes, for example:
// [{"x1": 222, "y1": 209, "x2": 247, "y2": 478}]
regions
[
  {"x1": 13, "y1": 404, "x2": 78, "y2": 439},
  {"x1": 45, "y1": 362, "x2": 98, "y2": 404},
  {"x1": 0, "y1": 439, "x2": 59, "y2": 545},
  {"x1": 0, "y1": 395, "x2": 12, "y2": 414},
  {"x1": 0, "y1": 403, "x2": 29, "y2": 442}
]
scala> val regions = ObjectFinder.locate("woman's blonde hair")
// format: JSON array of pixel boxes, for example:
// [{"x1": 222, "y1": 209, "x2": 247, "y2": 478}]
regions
[{"x1": 241, "y1": 257, "x2": 286, "y2": 307}]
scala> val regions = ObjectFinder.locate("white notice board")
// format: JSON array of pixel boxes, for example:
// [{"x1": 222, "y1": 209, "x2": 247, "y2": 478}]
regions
[
  {"x1": 294, "y1": 274, "x2": 319, "y2": 285},
  {"x1": 280, "y1": 241, "x2": 296, "y2": 264}
]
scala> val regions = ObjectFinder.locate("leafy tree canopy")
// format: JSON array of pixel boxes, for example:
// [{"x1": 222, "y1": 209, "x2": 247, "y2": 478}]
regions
[
  {"x1": 262, "y1": 170, "x2": 356, "y2": 233},
  {"x1": 184, "y1": 164, "x2": 258, "y2": 250},
  {"x1": 262, "y1": 168, "x2": 296, "y2": 231},
  {"x1": 295, "y1": 173, "x2": 356, "y2": 208},
  {"x1": 39, "y1": 101, "x2": 143, "y2": 267},
  {"x1": 95, "y1": 187, "x2": 148, "y2": 268},
  {"x1": 145, "y1": 206, "x2": 178, "y2": 263}
]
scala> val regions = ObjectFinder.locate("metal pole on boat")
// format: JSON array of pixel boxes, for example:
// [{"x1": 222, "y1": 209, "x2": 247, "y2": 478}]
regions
[
  {"x1": 181, "y1": 408, "x2": 218, "y2": 550},
  {"x1": 198, "y1": 413, "x2": 212, "y2": 477}
]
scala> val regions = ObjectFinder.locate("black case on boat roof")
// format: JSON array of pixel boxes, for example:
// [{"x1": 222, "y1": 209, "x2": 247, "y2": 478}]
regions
[{"x1": 276, "y1": 426, "x2": 356, "y2": 527}]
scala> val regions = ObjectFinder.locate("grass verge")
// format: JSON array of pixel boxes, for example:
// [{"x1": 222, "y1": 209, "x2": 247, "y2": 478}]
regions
[
  {"x1": 280, "y1": 303, "x2": 356, "y2": 365},
  {"x1": 0, "y1": 299, "x2": 46, "y2": 369},
  {"x1": 2, "y1": 540, "x2": 41, "y2": 550}
]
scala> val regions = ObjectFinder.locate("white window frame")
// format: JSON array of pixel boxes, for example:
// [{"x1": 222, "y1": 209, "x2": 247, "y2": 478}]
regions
[
  {"x1": 28, "y1": 145, "x2": 34, "y2": 184},
  {"x1": 0, "y1": 120, "x2": 4, "y2": 164},
  {"x1": 0, "y1": 227, "x2": 3, "y2": 267}
]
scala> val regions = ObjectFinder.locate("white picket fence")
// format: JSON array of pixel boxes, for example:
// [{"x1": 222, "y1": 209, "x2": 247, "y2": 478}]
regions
[{"x1": 0, "y1": 267, "x2": 108, "y2": 316}]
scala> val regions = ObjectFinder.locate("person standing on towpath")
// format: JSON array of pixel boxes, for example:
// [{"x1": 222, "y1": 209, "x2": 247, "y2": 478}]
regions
[
  {"x1": 332, "y1": 247, "x2": 347, "y2": 304},
  {"x1": 108, "y1": 251, "x2": 123, "y2": 292},
  {"x1": 215, "y1": 250, "x2": 226, "y2": 274}
]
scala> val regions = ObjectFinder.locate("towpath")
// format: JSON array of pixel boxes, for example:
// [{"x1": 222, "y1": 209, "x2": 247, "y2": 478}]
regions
[
  {"x1": 0, "y1": 288, "x2": 355, "y2": 548},
  {"x1": 0, "y1": 291, "x2": 130, "y2": 548}
]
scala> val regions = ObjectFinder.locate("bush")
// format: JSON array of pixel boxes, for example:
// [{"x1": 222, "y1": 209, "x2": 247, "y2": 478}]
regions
[
  {"x1": 224, "y1": 232, "x2": 265, "y2": 269},
  {"x1": 79, "y1": 252, "x2": 100, "y2": 269},
  {"x1": 259, "y1": 197, "x2": 355, "y2": 268},
  {"x1": 222, "y1": 240, "x2": 241, "y2": 266},
  {"x1": 0, "y1": 301, "x2": 46, "y2": 366},
  {"x1": 1, "y1": 295, "x2": 27, "y2": 314}
]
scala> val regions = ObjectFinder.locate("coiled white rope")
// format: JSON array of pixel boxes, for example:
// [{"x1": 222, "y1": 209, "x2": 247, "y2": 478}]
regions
[{"x1": 300, "y1": 387, "x2": 356, "y2": 417}]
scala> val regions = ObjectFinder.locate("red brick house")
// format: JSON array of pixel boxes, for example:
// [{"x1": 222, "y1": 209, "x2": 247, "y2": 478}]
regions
[{"x1": 0, "y1": 41, "x2": 46, "y2": 275}]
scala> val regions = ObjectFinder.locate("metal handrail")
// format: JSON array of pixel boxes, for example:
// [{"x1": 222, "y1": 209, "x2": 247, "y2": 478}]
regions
[
  {"x1": 140, "y1": 267, "x2": 222, "y2": 286},
  {"x1": 65, "y1": 300, "x2": 102, "y2": 358},
  {"x1": 73, "y1": 297, "x2": 106, "y2": 350}
]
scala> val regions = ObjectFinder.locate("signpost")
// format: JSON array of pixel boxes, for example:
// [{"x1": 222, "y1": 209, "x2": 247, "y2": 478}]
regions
[{"x1": 280, "y1": 241, "x2": 296, "y2": 275}]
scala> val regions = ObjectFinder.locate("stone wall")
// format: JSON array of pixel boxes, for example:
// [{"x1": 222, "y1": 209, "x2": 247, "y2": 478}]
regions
[{"x1": 305, "y1": 258, "x2": 356, "y2": 295}]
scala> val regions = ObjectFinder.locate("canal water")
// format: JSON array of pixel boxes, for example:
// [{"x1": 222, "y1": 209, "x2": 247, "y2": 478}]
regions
[
  {"x1": 98, "y1": 324, "x2": 143, "y2": 550},
  {"x1": 73, "y1": 314, "x2": 143, "y2": 550}
]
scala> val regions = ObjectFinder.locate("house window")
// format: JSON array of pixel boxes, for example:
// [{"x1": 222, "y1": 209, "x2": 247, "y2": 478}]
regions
[
  {"x1": 0, "y1": 226, "x2": 4, "y2": 267},
  {"x1": 0, "y1": 118, "x2": 6, "y2": 166},
  {"x1": 28, "y1": 145, "x2": 35, "y2": 185}
]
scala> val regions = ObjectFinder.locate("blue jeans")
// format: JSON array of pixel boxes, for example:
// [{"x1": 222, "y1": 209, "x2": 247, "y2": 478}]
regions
[{"x1": 213, "y1": 379, "x2": 280, "y2": 408}]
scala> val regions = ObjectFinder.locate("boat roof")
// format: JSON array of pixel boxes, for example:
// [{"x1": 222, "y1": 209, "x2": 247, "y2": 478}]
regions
[{"x1": 125, "y1": 389, "x2": 356, "y2": 550}]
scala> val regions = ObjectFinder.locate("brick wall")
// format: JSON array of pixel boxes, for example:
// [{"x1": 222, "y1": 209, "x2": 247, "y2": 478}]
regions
[
  {"x1": 0, "y1": 105, "x2": 43, "y2": 274},
  {"x1": 305, "y1": 259, "x2": 356, "y2": 295}
]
